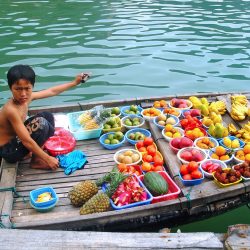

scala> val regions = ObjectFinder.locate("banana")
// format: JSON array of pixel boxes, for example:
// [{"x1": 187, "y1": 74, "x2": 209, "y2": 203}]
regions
[
  {"x1": 230, "y1": 95, "x2": 249, "y2": 121},
  {"x1": 231, "y1": 95, "x2": 248, "y2": 106},
  {"x1": 228, "y1": 123, "x2": 237, "y2": 135},
  {"x1": 189, "y1": 96, "x2": 203, "y2": 109}
]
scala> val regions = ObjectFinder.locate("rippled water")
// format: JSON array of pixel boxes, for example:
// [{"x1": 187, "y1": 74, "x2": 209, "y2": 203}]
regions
[
  {"x1": 0, "y1": 0, "x2": 250, "y2": 233},
  {"x1": 0, "y1": 0, "x2": 250, "y2": 107}
]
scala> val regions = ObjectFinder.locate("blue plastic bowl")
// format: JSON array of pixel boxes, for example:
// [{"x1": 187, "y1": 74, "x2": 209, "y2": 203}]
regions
[
  {"x1": 30, "y1": 186, "x2": 58, "y2": 208},
  {"x1": 29, "y1": 200, "x2": 58, "y2": 213},
  {"x1": 102, "y1": 175, "x2": 153, "y2": 210},
  {"x1": 179, "y1": 168, "x2": 204, "y2": 186},
  {"x1": 218, "y1": 135, "x2": 245, "y2": 150},
  {"x1": 153, "y1": 114, "x2": 179, "y2": 130},
  {"x1": 120, "y1": 105, "x2": 143, "y2": 117},
  {"x1": 99, "y1": 131, "x2": 126, "y2": 150},
  {"x1": 125, "y1": 128, "x2": 151, "y2": 145}
]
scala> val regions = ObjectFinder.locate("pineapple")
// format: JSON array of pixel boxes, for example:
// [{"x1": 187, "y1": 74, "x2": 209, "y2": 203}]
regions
[
  {"x1": 80, "y1": 171, "x2": 128, "y2": 215},
  {"x1": 68, "y1": 167, "x2": 121, "y2": 207}
]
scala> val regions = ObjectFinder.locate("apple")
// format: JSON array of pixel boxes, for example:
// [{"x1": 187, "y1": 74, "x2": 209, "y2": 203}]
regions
[
  {"x1": 179, "y1": 103, "x2": 188, "y2": 108},
  {"x1": 191, "y1": 149, "x2": 204, "y2": 162},
  {"x1": 179, "y1": 137, "x2": 193, "y2": 148},
  {"x1": 171, "y1": 138, "x2": 181, "y2": 149},
  {"x1": 190, "y1": 109, "x2": 201, "y2": 117},
  {"x1": 180, "y1": 151, "x2": 193, "y2": 161}
]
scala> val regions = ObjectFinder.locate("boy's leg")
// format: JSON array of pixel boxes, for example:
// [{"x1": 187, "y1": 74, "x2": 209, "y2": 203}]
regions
[{"x1": 1, "y1": 113, "x2": 55, "y2": 165}]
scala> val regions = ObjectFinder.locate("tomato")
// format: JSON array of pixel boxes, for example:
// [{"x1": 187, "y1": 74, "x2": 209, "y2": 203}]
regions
[
  {"x1": 142, "y1": 153, "x2": 153, "y2": 162},
  {"x1": 138, "y1": 147, "x2": 147, "y2": 153},
  {"x1": 187, "y1": 161, "x2": 199, "y2": 173},
  {"x1": 147, "y1": 145, "x2": 156, "y2": 156},
  {"x1": 141, "y1": 162, "x2": 152, "y2": 171},
  {"x1": 180, "y1": 164, "x2": 189, "y2": 176},
  {"x1": 182, "y1": 174, "x2": 192, "y2": 180},
  {"x1": 191, "y1": 170, "x2": 203, "y2": 179},
  {"x1": 153, "y1": 155, "x2": 163, "y2": 166},
  {"x1": 144, "y1": 137, "x2": 154, "y2": 146},
  {"x1": 136, "y1": 141, "x2": 144, "y2": 149}
]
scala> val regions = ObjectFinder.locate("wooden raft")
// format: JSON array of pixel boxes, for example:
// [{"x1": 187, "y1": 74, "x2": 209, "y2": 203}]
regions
[{"x1": 0, "y1": 92, "x2": 250, "y2": 231}]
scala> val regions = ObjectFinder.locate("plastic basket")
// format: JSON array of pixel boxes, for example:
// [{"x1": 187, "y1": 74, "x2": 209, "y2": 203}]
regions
[
  {"x1": 218, "y1": 136, "x2": 245, "y2": 150},
  {"x1": 139, "y1": 171, "x2": 181, "y2": 203},
  {"x1": 153, "y1": 114, "x2": 179, "y2": 130},
  {"x1": 99, "y1": 132, "x2": 126, "y2": 150},
  {"x1": 125, "y1": 128, "x2": 151, "y2": 145},
  {"x1": 179, "y1": 168, "x2": 204, "y2": 186},
  {"x1": 212, "y1": 168, "x2": 242, "y2": 187},
  {"x1": 30, "y1": 186, "x2": 58, "y2": 208},
  {"x1": 67, "y1": 111, "x2": 103, "y2": 140},
  {"x1": 102, "y1": 175, "x2": 153, "y2": 210},
  {"x1": 44, "y1": 135, "x2": 76, "y2": 156}
]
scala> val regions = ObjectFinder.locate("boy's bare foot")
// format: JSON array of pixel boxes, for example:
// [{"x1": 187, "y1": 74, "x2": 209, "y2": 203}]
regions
[{"x1": 30, "y1": 155, "x2": 51, "y2": 170}]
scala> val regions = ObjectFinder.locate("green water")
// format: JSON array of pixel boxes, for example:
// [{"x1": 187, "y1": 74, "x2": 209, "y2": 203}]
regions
[{"x1": 0, "y1": 0, "x2": 249, "y2": 232}]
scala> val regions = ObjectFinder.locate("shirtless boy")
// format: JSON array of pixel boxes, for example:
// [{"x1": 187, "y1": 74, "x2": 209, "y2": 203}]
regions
[{"x1": 0, "y1": 65, "x2": 90, "y2": 170}]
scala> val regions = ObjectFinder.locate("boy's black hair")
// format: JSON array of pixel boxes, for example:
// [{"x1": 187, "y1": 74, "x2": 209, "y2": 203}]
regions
[{"x1": 7, "y1": 65, "x2": 36, "y2": 88}]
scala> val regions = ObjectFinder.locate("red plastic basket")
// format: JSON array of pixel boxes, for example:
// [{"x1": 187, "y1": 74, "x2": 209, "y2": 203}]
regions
[
  {"x1": 44, "y1": 128, "x2": 76, "y2": 156},
  {"x1": 139, "y1": 171, "x2": 181, "y2": 204}
]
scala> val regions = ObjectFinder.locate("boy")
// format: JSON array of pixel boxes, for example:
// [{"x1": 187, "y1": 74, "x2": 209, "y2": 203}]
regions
[{"x1": 0, "y1": 64, "x2": 90, "y2": 170}]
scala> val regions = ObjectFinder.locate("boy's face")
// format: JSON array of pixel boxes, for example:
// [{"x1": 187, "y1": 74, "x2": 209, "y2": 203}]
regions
[{"x1": 11, "y1": 79, "x2": 33, "y2": 104}]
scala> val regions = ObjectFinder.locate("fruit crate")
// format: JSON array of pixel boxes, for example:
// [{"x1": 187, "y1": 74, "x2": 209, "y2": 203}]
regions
[
  {"x1": 102, "y1": 175, "x2": 153, "y2": 210},
  {"x1": 67, "y1": 111, "x2": 103, "y2": 140},
  {"x1": 139, "y1": 171, "x2": 181, "y2": 204}
]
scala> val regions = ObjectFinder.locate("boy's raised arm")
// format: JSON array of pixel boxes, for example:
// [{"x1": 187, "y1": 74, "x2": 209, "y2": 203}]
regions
[{"x1": 32, "y1": 72, "x2": 91, "y2": 100}]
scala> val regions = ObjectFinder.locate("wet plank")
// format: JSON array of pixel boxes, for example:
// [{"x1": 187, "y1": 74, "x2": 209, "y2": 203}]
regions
[{"x1": 0, "y1": 229, "x2": 224, "y2": 250}]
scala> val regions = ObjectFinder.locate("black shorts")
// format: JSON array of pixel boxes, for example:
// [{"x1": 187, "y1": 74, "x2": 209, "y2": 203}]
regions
[{"x1": 0, "y1": 112, "x2": 55, "y2": 163}]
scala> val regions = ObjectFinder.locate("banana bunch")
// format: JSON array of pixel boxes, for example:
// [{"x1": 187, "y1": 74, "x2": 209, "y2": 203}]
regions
[
  {"x1": 208, "y1": 101, "x2": 226, "y2": 115},
  {"x1": 78, "y1": 111, "x2": 93, "y2": 125},
  {"x1": 228, "y1": 122, "x2": 250, "y2": 143},
  {"x1": 230, "y1": 95, "x2": 249, "y2": 121}
]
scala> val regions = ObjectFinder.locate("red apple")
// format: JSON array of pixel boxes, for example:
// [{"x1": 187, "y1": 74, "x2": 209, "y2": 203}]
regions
[
  {"x1": 179, "y1": 137, "x2": 193, "y2": 148},
  {"x1": 171, "y1": 138, "x2": 181, "y2": 149},
  {"x1": 191, "y1": 149, "x2": 204, "y2": 162},
  {"x1": 180, "y1": 151, "x2": 193, "y2": 161},
  {"x1": 190, "y1": 109, "x2": 201, "y2": 117},
  {"x1": 179, "y1": 103, "x2": 188, "y2": 108}
]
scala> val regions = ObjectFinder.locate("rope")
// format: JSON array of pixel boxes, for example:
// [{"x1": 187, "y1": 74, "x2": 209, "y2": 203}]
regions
[
  {"x1": 0, "y1": 214, "x2": 15, "y2": 229},
  {"x1": 247, "y1": 203, "x2": 250, "y2": 210},
  {"x1": 185, "y1": 186, "x2": 193, "y2": 209},
  {"x1": 0, "y1": 186, "x2": 27, "y2": 203}
]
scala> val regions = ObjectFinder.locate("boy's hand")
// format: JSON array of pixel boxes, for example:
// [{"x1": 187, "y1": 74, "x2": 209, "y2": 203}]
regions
[{"x1": 75, "y1": 72, "x2": 91, "y2": 85}]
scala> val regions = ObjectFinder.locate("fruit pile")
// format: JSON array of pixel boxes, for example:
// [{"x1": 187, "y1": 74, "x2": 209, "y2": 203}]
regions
[
  {"x1": 180, "y1": 161, "x2": 203, "y2": 180},
  {"x1": 170, "y1": 98, "x2": 191, "y2": 109},
  {"x1": 127, "y1": 131, "x2": 146, "y2": 141},
  {"x1": 123, "y1": 116, "x2": 142, "y2": 127},
  {"x1": 116, "y1": 150, "x2": 141, "y2": 165},
  {"x1": 213, "y1": 167, "x2": 241, "y2": 185},
  {"x1": 182, "y1": 109, "x2": 201, "y2": 118},
  {"x1": 156, "y1": 114, "x2": 178, "y2": 127},
  {"x1": 162, "y1": 107, "x2": 181, "y2": 117},
  {"x1": 210, "y1": 146, "x2": 232, "y2": 162},
  {"x1": 195, "y1": 137, "x2": 216, "y2": 150},
  {"x1": 201, "y1": 160, "x2": 224, "y2": 174},
  {"x1": 117, "y1": 163, "x2": 142, "y2": 176},
  {"x1": 110, "y1": 107, "x2": 121, "y2": 117},
  {"x1": 185, "y1": 127, "x2": 206, "y2": 141},
  {"x1": 221, "y1": 137, "x2": 242, "y2": 149},
  {"x1": 178, "y1": 148, "x2": 205, "y2": 163},
  {"x1": 111, "y1": 176, "x2": 148, "y2": 207},
  {"x1": 142, "y1": 108, "x2": 161, "y2": 118},
  {"x1": 103, "y1": 132, "x2": 124, "y2": 145},
  {"x1": 153, "y1": 100, "x2": 168, "y2": 109},
  {"x1": 234, "y1": 144, "x2": 250, "y2": 162},
  {"x1": 123, "y1": 105, "x2": 141, "y2": 115},
  {"x1": 163, "y1": 124, "x2": 183, "y2": 139},
  {"x1": 103, "y1": 117, "x2": 121, "y2": 131},
  {"x1": 180, "y1": 115, "x2": 202, "y2": 130},
  {"x1": 170, "y1": 137, "x2": 193, "y2": 151},
  {"x1": 233, "y1": 162, "x2": 250, "y2": 178}
]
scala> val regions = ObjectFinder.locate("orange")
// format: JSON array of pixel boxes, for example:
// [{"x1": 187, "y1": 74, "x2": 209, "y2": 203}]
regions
[
  {"x1": 215, "y1": 146, "x2": 226, "y2": 157},
  {"x1": 243, "y1": 144, "x2": 250, "y2": 154},
  {"x1": 211, "y1": 153, "x2": 219, "y2": 159},
  {"x1": 220, "y1": 155, "x2": 230, "y2": 161},
  {"x1": 153, "y1": 101, "x2": 161, "y2": 108},
  {"x1": 245, "y1": 153, "x2": 250, "y2": 162},
  {"x1": 141, "y1": 162, "x2": 152, "y2": 171},
  {"x1": 165, "y1": 124, "x2": 173, "y2": 132}
]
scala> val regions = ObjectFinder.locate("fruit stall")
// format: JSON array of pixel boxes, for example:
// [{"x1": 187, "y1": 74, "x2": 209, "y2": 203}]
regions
[{"x1": 0, "y1": 92, "x2": 250, "y2": 231}]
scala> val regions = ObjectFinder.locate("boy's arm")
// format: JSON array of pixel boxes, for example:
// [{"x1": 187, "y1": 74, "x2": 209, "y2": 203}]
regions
[
  {"x1": 7, "y1": 108, "x2": 59, "y2": 170},
  {"x1": 32, "y1": 72, "x2": 90, "y2": 100}
]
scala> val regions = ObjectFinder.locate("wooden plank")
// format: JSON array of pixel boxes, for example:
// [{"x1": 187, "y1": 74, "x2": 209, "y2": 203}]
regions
[
  {"x1": 0, "y1": 160, "x2": 18, "y2": 228},
  {"x1": 0, "y1": 229, "x2": 224, "y2": 250}
]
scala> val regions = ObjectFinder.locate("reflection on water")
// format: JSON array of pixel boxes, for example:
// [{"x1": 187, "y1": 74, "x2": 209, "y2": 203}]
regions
[
  {"x1": 0, "y1": 0, "x2": 249, "y2": 233},
  {"x1": 0, "y1": 0, "x2": 250, "y2": 107}
]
